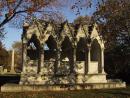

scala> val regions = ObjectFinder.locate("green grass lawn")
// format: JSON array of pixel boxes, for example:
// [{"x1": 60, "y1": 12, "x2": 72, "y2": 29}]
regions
[{"x1": 0, "y1": 86, "x2": 130, "y2": 98}]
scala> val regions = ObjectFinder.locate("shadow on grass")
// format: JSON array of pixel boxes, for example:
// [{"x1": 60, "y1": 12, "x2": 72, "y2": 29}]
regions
[{"x1": 0, "y1": 85, "x2": 130, "y2": 98}]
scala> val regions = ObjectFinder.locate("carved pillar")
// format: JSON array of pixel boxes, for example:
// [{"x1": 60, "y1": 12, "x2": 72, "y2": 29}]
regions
[
  {"x1": 57, "y1": 48, "x2": 61, "y2": 66},
  {"x1": 56, "y1": 43, "x2": 61, "y2": 74},
  {"x1": 38, "y1": 46, "x2": 44, "y2": 73},
  {"x1": 101, "y1": 48, "x2": 105, "y2": 73},
  {"x1": 40, "y1": 47, "x2": 44, "y2": 72},
  {"x1": 22, "y1": 22, "x2": 29, "y2": 73},
  {"x1": 73, "y1": 45, "x2": 77, "y2": 73},
  {"x1": 22, "y1": 43, "x2": 27, "y2": 73},
  {"x1": 87, "y1": 45, "x2": 91, "y2": 74},
  {"x1": 85, "y1": 45, "x2": 88, "y2": 74},
  {"x1": 71, "y1": 42, "x2": 77, "y2": 84}
]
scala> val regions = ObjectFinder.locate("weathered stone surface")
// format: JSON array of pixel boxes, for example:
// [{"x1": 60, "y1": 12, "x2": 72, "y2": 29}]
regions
[
  {"x1": 1, "y1": 82, "x2": 126, "y2": 92},
  {"x1": 19, "y1": 21, "x2": 126, "y2": 89},
  {"x1": 0, "y1": 66, "x2": 3, "y2": 74}
]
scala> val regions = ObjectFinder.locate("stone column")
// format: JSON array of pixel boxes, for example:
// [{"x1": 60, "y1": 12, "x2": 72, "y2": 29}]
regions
[
  {"x1": 40, "y1": 47, "x2": 44, "y2": 73},
  {"x1": 71, "y1": 44, "x2": 76, "y2": 72},
  {"x1": 56, "y1": 46, "x2": 61, "y2": 74},
  {"x1": 85, "y1": 46, "x2": 88, "y2": 74},
  {"x1": 101, "y1": 48, "x2": 105, "y2": 73},
  {"x1": 22, "y1": 43, "x2": 27, "y2": 73},
  {"x1": 22, "y1": 22, "x2": 29, "y2": 73},
  {"x1": 87, "y1": 45, "x2": 91, "y2": 74},
  {"x1": 71, "y1": 43, "x2": 77, "y2": 84},
  {"x1": 11, "y1": 49, "x2": 15, "y2": 73}
]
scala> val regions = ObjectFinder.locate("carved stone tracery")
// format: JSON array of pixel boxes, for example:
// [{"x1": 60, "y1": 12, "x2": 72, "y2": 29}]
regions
[{"x1": 20, "y1": 21, "x2": 107, "y2": 85}]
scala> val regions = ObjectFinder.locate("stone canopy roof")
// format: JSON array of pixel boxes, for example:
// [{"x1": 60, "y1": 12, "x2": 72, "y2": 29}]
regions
[{"x1": 22, "y1": 20, "x2": 103, "y2": 49}]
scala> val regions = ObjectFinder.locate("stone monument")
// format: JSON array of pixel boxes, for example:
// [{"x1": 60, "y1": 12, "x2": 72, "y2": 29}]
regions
[
  {"x1": 9, "y1": 49, "x2": 16, "y2": 74},
  {"x1": 18, "y1": 20, "x2": 126, "y2": 90}
]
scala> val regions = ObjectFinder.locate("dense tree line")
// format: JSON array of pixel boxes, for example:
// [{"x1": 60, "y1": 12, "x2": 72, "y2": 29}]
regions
[
  {"x1": 0, "y1": 42, "x2": 9, "y2": 67},
  {"x1": 93, "y1": 0, "x2": 130, "y2": 83}
]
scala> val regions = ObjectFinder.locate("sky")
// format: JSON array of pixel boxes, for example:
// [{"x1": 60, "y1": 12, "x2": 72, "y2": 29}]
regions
[{"x1": 2, "y1": 0, "x2": 96, "y2": 50}]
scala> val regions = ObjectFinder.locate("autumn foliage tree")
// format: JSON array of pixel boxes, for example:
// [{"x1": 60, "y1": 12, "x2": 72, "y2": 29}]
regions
[
  {"x1": 0, "y1": 0, "x2": 93, "y2": 27},
  {"x1": 0, "y1": 0, "x2": 93, "y2": 40},
  {"x1": 93, "y1": 0, "x2": 130, "y2": 83},
  {"x1": 93, "y1": 0, "x2": 130, "y2": 48},
  {"x1": 0, "y1": 0, "x2": 66, "y2": 28},
  {"x1": 0, "y1": 42, "x2": 9, "y2": 66}
]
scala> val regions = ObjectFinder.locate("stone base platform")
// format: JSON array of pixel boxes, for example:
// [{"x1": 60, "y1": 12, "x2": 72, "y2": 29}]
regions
[
  {"x1": 19, "y1": 73, "x2": 108, "y2": 85},
  {"x1": 1, "y1": 82, "x2": 126, "y2": 92}
]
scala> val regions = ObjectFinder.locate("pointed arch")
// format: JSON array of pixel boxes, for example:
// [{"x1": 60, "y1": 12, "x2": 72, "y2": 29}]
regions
[
  {"x1": 90, "y1": 39, "x2": 102, "y2": 73},
  {"x1": 27, "y1": 34, "x2": 40, "y2": 49},
  {"x1": 27, "y1": 34, "x2": 40, "y2": 60},
  {"x1": 76, "y1": 37, "x2": 86, "y2": 61},
  {"x1": 60, "y1": 36, "x2": 73, "y2": 73},
  {"x1": 91, "y1": 39, "x2": 101, "y2": 61},
  {"x1": 25, "y1": 25, "x2": 41, "y2": 41},
  {"x1": 61, "y1": 37, "x2": 72, "y2": 51},
  {"x1": 61, "y1": 36, "x2": 73, "y2": 60},
  {"x1": 44, "y1": 35, "x2": 57, "y2": 60},
  {"x1": 45, "y1": 35, "x2": 57, "y2": 50}
]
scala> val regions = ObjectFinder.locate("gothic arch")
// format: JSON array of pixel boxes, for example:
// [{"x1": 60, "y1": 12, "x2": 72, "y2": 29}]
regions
[
  {"x1": 25, "y1": 25, "x2": 41, "y2": 42},
  {"x1": 90, "y1": 39, "x2": 102, "y2": 72},
  {"x1": 61, "y1": 36, "x2": 73, "y2": 59},
  {"x1": 90, "y1": 39, "x2": 101, "y2": 61},
  {"x1": 60, "y1": 36, "x2": 73, "y2": 73},
  {"x1": 27, "y1": 34, "x2": 40, "y2": 60},
  {"x1": 44, "y1": 35, "x2": 57, "y2": 60},
  {"x1": 76, "y1": 37, "x2": 86, "y2": 61}
]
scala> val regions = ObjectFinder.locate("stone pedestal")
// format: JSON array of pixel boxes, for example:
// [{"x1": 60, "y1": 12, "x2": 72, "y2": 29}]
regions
[
  {"x1": 76, "y1": 73, "x2": 107, "y2": 84},
  {"x1": 88, "y1": 61, "x2": 98, "y2": 74},
  {"x1": 84, "y1": 73, "x2": 107, "y2": 83}
]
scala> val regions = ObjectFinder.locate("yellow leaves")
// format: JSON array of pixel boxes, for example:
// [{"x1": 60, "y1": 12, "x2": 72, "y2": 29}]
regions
[
  {"x1": 0, "y1": 2, "x2": 3, "y2": 8},
  {"x1": 7, "y1": 0, "x2": 16, "y2": 4},
  {"x1": 26, "y1": 0, "x2": 45, "y2": 14},
  {"x1": 31, "y1": 0, "x2": 44, "y2": 5},
  {"x1": 33, "y1": 0, "x2": 46, "y2": 8},
  {"x1": 0, "y1": 2, "x2": 3, "y2": 16}
]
